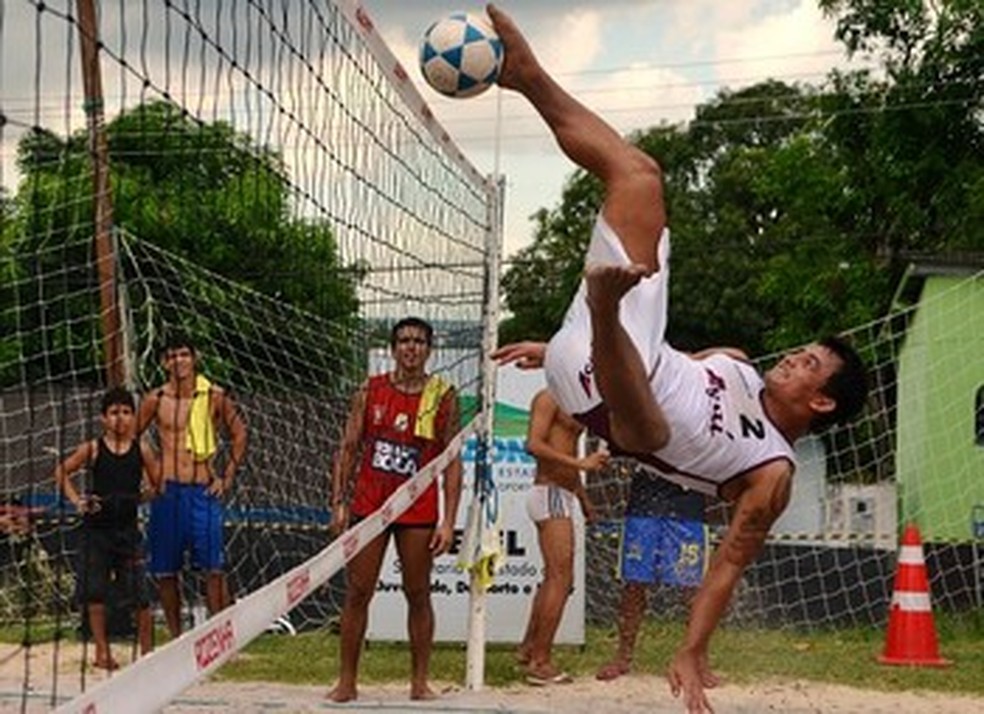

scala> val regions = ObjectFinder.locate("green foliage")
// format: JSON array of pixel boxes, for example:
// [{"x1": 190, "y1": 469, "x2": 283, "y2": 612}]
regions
[
  {"x1": 3, "y1": 134, "x2": 106, "y2": 385},
  {"x1": 104, "y1": 101, "x2": 359, "y2": 322},
  {"x1": 0, "y1": 191, "x2": 22, "y2": 385},
  {"x1": 3, "y1": 100, "x2": 361, "y2": 388},
  {"x1": 498, "y1": 171, "x2": 602, "y2": 344},
  {"x1": 818, "y1": 0, "x2": 984, "y2": 70},
  {"x1": 819, "y1": 0, "x2": 984, "y2": 257}
]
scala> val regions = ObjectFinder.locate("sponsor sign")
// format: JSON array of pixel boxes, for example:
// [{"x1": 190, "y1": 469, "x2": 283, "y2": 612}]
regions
[
  {"x1": 194, "y1": 619, "x2": 235, "y2": 670},
  {"x1": 286, "y1": 569, "x2": 311, "y2": 607},
  {"x1": 367, "y1": 364, "x2": 585, "y2": 644}
]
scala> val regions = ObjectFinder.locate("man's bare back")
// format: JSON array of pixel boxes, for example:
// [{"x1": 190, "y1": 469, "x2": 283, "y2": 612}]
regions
[
  {"x1": 533, "y1": 407, "x2": 583, "y2": 487},
  {"x1": 526, "y1": 390, "x2": 608, "y2": 508}
]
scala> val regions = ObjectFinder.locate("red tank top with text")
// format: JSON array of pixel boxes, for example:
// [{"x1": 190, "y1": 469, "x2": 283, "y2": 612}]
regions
[{"x1": 349, "y1": 374, "x2": 448, "y2": 524}]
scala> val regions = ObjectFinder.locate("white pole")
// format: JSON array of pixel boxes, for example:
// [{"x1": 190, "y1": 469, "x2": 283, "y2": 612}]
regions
[{"x1": 465, "y1": 87, "x2": 505, "y2": 691}]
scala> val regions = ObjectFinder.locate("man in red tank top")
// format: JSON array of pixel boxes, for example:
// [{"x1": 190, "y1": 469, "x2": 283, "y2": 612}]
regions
[{"x1": 328, "y1": 317, "x2": 462, "y2": 703}]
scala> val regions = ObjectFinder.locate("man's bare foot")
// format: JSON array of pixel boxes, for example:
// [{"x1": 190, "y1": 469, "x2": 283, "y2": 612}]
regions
[
  {"x1": 326, "y1": 683, "x2": 357, "y2": 702},
  {"x1": 487, "y1": 4, "x2": 541, "y2": 92},
  {"x1": 585, "y1": 263, "x2": 650, "y2": 312},
  {"x1": 91, "y1": 655, "x2": 119, "y2": 671},
  {"x1": 596, "y1": 659, "x2": 631, "y2": 681},
  {"x1": 410, "y1": 683, "x2": 438, "y2": 701},
  {"x1": 515, "y1": 646, "x2": 532, "y2": 666},
  {"x1": 526, "y1": 664, "x2": 573, "y2": 686}
]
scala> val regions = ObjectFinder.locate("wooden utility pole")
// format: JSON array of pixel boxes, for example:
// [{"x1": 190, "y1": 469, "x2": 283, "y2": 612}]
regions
[{"x1": 76, "y1": 0, "x2": 124, "y2": 386}]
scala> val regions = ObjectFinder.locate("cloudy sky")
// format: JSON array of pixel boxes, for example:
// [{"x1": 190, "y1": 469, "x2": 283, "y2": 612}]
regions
[
  {"x1": 0, "y1": 1, "x2": 874, "y2": 259},
  {"x1": 364, "y1": 0, "x2": 873, "y2": 256}
]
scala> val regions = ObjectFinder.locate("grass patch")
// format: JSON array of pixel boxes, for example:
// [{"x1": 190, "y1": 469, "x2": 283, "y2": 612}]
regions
[
  {"x1": 0, "y1": 621, "x2": 74, "y2": 644},
  {"x1": 3, "y1": 611, "x2": 978, "y2": 695},
  {"x1": 216, "y1": 612, "x2": 984, "y2": 695}
]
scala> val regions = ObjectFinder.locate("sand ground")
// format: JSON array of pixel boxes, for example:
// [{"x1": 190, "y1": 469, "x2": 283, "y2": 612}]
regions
[
  {"x1": 1, "y1": 643, "x2": 980, "y2": 713},
  {"x1": 164, "y1": 678, "x2": 982, "y2": 714}
]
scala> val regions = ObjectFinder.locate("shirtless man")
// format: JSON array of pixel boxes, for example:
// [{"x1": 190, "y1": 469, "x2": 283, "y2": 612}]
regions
[
  {"x1": 518, "y1": 389, "x2": 608, "y2": 685},
  {"x1": 486, "y1": 5, "x2": 868, "y2": 711},
  {"x1": 138, "y1": 334, "x2": 247, "y2": 637}
]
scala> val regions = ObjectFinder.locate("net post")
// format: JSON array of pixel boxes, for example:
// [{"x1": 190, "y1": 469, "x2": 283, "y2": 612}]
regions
[
  {"x1": 75, "y1": 0, "x2": 124, "y2": 387},
  {"x1": 465, "y1": 175, "x2": 505, "y2": 691}
]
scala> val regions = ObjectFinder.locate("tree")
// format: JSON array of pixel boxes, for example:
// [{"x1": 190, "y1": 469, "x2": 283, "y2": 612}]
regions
[
  {"x1": 3, "y1": 101, "x2": 362, "y2": 387},
  {"x1": 499, "y1": 0, "x2": 984, "y2": 354},
  {"x1": 819, "y1": 0, "x2": 984, "y2": 262},
  {"x1": 499, "y1": 169, "x2": 603, "y2": 344},
  {"x1": 110, "y1": 101, "x2": 361, "y2": 319},
  {"x1": 499, "y1": 81, "x2": 893, "y2": 356},
  {"x1": 0, "y1": 187, "x2": 21, "y2": 385},
  {"x1": 10, "y1": 101, "x2": 360, "y2": 321}
]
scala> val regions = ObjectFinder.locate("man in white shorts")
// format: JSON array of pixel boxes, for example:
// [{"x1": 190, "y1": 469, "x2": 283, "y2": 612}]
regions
[
  {"x1": 517, "y1": 389, "x2": 608, "y2": 685},
  {"x1": 487, "y1": 5, "x2": 869, "y2": 712}
]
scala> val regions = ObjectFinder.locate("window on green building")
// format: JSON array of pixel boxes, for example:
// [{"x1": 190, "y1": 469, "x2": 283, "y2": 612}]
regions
[{"x1": 977, "y1": 386, "x2": 984, "y2": 446}]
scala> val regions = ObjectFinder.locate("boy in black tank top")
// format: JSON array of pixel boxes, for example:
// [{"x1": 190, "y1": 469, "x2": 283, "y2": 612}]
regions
[{"x1": 54, "y1": 387, "x2": 161, "y2": 670}]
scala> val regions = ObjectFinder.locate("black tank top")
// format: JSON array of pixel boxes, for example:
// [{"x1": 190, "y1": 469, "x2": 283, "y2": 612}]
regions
[
  {"x1": 88, "y1": 438, "x2": 142, "y2": 528},
  {"x1": 625, "y1": 468, "x2": 706, "y2": 520}
]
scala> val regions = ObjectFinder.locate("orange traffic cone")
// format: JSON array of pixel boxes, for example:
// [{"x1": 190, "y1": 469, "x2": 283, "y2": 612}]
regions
[{"x1": 878, "y1": 523, "x2": 950, "y2": 667}]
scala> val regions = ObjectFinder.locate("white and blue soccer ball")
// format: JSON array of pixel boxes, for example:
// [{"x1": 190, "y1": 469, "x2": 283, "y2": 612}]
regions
[{"x1": 419, "y1": 12, "x2": 503, "y2": 99}]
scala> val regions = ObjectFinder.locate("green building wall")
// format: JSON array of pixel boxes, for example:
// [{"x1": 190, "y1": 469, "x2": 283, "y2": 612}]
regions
[{"x1": 896, "y1": 275, "x2": 984, "y2": 541}]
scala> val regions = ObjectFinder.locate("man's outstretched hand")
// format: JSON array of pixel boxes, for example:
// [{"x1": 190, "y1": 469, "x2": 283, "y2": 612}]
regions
[
  {"x1": 490, "y1": 341, "x2": 547, "y2": 370},
  {"x1": 667, "y1": 648, "x2": 721, "y2": 713}
]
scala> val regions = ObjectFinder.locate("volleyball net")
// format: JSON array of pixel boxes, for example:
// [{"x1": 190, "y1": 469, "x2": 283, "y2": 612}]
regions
[
  {"x1": 1, "y1": 0, "x2": 498, "y2": 708},
  {"x1": 2, "y1": 0, "x2": 984, "y2": 710}
]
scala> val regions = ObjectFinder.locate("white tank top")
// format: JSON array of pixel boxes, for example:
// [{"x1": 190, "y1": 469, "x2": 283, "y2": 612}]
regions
[
  {"x1": 543, "y1": 214, "x2": 796, "y2": 497},
  {"x1": 645, "y1": 349, "x2": 797, "y2": 495}
]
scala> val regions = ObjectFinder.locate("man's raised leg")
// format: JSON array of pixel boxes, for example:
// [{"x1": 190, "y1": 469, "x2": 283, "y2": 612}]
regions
[
  {"x1": 489, "y1": 4, "x2": 665, "y2": 270},
  {"x1": 587, "y1": 265, "x2": 671, "y2": 452},
  {"x1": 490, "y1": 4, "x2": 671, "y2": 452}
]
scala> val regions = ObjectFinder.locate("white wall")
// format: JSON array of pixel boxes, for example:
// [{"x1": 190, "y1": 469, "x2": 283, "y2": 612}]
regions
[{"x1": 772, "y1": 435, "x2": 826, "y2": 538}]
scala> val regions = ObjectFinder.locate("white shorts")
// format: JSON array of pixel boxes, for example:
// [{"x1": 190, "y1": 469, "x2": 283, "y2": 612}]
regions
[
  {"x1": 526, "y1": 484, "x2": 576, "y2": 523},
  {"x1": 544, "y1": 214, "x2": 671, "y2": 418}
]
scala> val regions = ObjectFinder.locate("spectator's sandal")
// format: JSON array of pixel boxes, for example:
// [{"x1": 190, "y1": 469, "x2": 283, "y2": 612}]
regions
[{"x1": 525, "y1": 671, "x2": 573, "y2": 686}]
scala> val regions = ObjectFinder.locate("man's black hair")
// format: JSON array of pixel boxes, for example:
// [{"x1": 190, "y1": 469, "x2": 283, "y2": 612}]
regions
[
  {"x1": 101, "y1": 386, "x2": 135, "y2": 414},
  {"x1": 812, "y1": 335, "x2": 869, "y2": 432},
  {"x1": 159, "y1": 332, "x2": 196, "y2": 359},
  {"x1": 390, "y1": 317, "x2": 434, "y2": 348}
]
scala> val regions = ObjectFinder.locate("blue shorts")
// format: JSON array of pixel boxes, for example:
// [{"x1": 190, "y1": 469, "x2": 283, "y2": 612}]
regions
[
  {"x1": 619, "y1": 515, "x2": 706, "y2": 587},
  {"x1": 148, "y1": 482, "x2": 224, "y2": 575}
]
